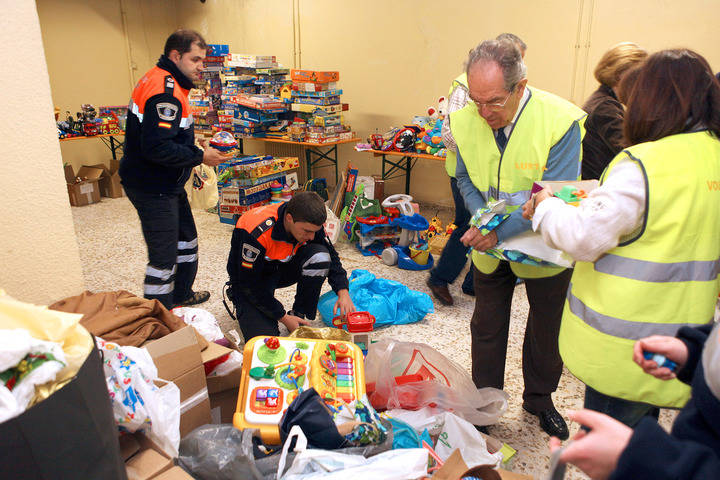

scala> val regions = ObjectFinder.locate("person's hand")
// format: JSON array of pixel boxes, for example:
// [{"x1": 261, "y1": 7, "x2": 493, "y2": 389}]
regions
[
  {"x1": 202, "y1": 146, "x2": 229, "y2": 167},
  {"x1": 461, "y1": 227, "x2": 498, "y2": 251},
  {"x1": 633, "y1": 335, "x2": 688, "y2": 380},
  {"x1": 279, "y1": 313, "x2": 311, "y2": 332},
  {"x1": 522, "y1": 188, "x2": 553, "y2": 220},
  {"x1": 197, "y1": 138, "x2": 209, "y2": 149},
  {"x1": 333, "y1": 289, "x2": 356, "y2": 317},
  {"x1": 549, "y1": 409, "x2": 632, "y2": 480}
]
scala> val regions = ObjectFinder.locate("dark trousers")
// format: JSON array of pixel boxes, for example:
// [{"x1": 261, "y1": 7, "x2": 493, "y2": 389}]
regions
[
  {"x1": 234, "y1": 243, "x2": 331, "y2": 341},
  {"x1": 470, "y1": 261, "x2": 572, "y2": 412},
  {"x1": 584, "y1": 385, "x2": 660, "y2": 428},
  {"x1": 125, "y1": 187, "x2": 198, "y2": 310},
  {"x1": 429, "y1": 177, "x2": 473, "y2": 292}
]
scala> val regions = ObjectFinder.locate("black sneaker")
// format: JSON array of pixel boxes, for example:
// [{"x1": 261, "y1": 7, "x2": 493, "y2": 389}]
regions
[{"x1": 176, "y1": 290, "x2": 210, "y2": 307}]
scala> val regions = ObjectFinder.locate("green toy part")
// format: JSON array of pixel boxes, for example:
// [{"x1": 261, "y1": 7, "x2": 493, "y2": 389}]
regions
[
  {"x1": 554, "y1": 185, "x2": 581, "y2": 203},
  {"x1": 257, "y1": 344, "x2": 287, "y2": 365}
]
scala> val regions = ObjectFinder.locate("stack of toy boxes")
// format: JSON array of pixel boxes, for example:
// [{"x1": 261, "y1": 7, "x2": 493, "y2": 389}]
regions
[
  {"x1": 189, "y1": 44, "x2": 228, "y2": 138},
  {"x1": 223, "y1": 54, "x2": 290, "y2": 139},
  {"x1": 216, "y1": 156, "x2": 300, "y2": 225},
  {"x1": 290, "y1": 70, "x2": 352, "y2": 143}
]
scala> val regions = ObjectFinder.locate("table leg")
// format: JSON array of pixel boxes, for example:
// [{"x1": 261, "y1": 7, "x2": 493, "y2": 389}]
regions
[
  {"x1": 305, "y1": 148, "x2": 312, "y2": 180},
  {"x1": 405, "y1": 156, "x2": 411, "y2": 194}
]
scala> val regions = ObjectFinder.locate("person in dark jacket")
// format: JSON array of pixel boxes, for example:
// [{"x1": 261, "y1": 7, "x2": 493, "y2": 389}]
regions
[
  {"x1": 549, "y1": 323, "x2": 720, "y2": 479},
  {"x1": 120, "y1": 30, "x2": 227, "y2": 310},
  {"x1": 226, "y1": 192, "x2": 355, "y2": 340},
  {"x1": 581, "y1": 42, "x2": 647, "y2": 180}
]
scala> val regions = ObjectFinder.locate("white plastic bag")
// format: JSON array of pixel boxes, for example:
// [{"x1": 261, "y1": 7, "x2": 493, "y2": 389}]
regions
[
  {"x1": 278, "y1": 425, "x2": 428, "y2": 480},
  {"x1": 365, "y1": 339, "x2": 508, "y2": 426},
  {"x1": 385, "y1": 409, "x2": 503, "y2": 468},
  {"x1": 324, "y1": 207, "x2": 341, "y2": 244},
  {"x1": 172, "y1": 307, "x2": 224, "y2": 342},
  {"x1": 97, "y1": 338, "x2": 181, "y2": 457},
  {"x1": 185, "y1": 163, "x2": 219, "y2": 210},
  {"x1": 497, "y1": 230, "x2": 574, "y2": 268},
  {"x1": 0, "y1": 329, "x2": 66, "y2": 422}
]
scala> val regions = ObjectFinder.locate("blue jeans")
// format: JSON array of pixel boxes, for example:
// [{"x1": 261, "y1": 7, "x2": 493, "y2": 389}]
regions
[
  {"x1": 584, "y1": 385, "x2": 660, "y2": 428},
  {"x1": 429, "y1": 177, "x2": 473, "y2": 292}
]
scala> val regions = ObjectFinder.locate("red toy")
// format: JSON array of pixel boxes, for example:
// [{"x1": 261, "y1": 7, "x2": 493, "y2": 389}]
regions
[{"x1": 332, "y1": 311, "x2": 376, "y2": 333}]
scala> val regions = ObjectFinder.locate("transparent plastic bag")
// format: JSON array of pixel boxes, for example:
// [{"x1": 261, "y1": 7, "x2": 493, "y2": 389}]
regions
[{"x1": 365, "y1": 339, "x2": 508, "y2": 426}]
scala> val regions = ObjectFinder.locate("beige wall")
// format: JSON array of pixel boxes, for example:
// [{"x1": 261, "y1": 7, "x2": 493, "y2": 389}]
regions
[
  {"x1": 1, "y1": 1, "x2": 84, "y2": 304},
  {"x1": 38, "y1": 0, "x2": 720, "y2": 205},
  {"x1": 37, "y1": 0, "x2": 178, "y2": 171}
]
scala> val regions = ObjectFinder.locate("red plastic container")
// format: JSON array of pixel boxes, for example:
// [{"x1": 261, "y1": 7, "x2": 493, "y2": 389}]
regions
[{"x1": 332, "y1": 311, "x2": 375, "y2": 333}]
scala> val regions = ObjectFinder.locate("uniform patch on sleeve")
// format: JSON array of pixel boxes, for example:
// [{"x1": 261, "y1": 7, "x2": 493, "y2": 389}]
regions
[
  {"x1": 241, "y1": 244, "x2": 261, "y2": 265},
  {"x1": 158, "y1": 121, "x2": 172, "y2": 129},
  {"x1": 157, "y1": 102, "x2": 178, "y2": 121}
]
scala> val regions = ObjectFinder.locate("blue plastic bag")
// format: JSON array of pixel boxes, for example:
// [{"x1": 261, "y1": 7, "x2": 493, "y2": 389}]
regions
[{"x1": 318, "y1": 269, "x2": 434, "y2": 328}]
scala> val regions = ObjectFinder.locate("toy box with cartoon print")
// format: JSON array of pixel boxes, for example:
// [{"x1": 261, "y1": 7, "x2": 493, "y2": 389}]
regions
[{"x1": 234, "y1": 335, "x2": 366, "y2": 444}]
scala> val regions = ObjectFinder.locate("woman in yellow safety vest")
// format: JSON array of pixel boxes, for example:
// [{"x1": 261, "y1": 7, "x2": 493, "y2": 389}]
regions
[{"x1": 522, "y1": 48, "x2": 720, "y2": 428}]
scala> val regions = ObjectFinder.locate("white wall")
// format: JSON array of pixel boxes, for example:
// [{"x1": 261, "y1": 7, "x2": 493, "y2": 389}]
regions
[{"x1": 0, "y1": 1, "x2": 85, "y2": 304}]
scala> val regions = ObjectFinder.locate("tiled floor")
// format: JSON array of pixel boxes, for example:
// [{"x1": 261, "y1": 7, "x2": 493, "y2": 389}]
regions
[{"x1": 71, "y1": 197, "x2": 675, "y2": 479}]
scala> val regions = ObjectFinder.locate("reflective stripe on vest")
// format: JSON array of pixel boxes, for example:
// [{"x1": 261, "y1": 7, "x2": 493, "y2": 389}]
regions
[
  {"x1": 594, "y1": 254, "x2": 720, "y2": 282},
  {"x1": 235, "y1": 203, "x2": 303, "y2": 262},
  {"x1": 702, "y1": 322, "x2": 720, "y2": 401},
  {"x1": 445, "y1": 72, "x2": 468, "y2": 178},
  {"x1": 451, "y1": 86, "x2": 586, "y2": 278},
  {"x1": 566, "y1": 285, "x2": 711, "y2": 340},
  {"x1": 561, "y1": 131, "x2": 720, "y2": 408}
]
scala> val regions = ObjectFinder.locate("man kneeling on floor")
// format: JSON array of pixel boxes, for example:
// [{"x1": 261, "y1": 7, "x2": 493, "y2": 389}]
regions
[{"x1": 226, "y1": 191, "x2": 355, "y2": 340}]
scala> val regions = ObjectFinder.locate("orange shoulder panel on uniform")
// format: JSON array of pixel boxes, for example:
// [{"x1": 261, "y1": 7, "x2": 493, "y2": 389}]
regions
[
  {"x1": 130, "y1": 67, "x2": 191, "y2": 127},
  {"x1": 236, "y1": 203, "x2": 298, "y2": 262}
]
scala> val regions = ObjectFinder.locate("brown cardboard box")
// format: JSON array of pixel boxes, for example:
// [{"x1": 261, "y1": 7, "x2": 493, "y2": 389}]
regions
[
  {"x1": 123, "y1": 433, "x2": 173, "y2": 480},
  {"x1": 144, "y1": 327, "x2": 212, "y2": 438},
  {"x1": 433, "y1": 448, "x2": 533, "y2": 480},
  {"x1": 64, "y1": 164, "x2": 103, "y2": 206},
  {"x1": 88, "y1": 160, "x2": 125, "y2": 198},
  {"x1": 208, "y1": 367, "x2": 242, "y2": 424},
  {"x1": 153, "y1": 466, "x2": 194, "y2": 479}
]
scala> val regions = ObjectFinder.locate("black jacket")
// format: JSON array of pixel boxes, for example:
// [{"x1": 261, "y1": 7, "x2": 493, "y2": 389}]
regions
[
  {"x1": 227, "y1": 203, "x2": 349, "y2": 321},
  {"x1": 610, "y1": 324, "x2": 720, "y2": 479},
  {"x1": 119, "y1": 55, "x2": 203, "y2": 194},
  {"x1": 581, "y1": 84, "x2": 626, "y2": 180}
]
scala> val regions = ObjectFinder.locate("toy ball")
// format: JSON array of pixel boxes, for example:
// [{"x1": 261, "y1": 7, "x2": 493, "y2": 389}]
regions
[{"x1": 209, "y1": 131, "x2": 238, "y2": 152}]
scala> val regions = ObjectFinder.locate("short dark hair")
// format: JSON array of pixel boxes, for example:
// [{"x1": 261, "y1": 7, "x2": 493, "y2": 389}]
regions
[
  {"x1": 286, "y1": 191, "x2": 327, "y2": 225},
  {"x1": 624, "y1": 49, "x2": 720, "y2": 145},
  {"x1": 164, "y1": 29, "x2": 207, "y2": 57}
]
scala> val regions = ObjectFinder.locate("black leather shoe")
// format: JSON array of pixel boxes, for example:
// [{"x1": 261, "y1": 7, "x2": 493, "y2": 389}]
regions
[
  {"x1": 474, "y1": 424, "x2": 489, "y2": 435},
  {"x1": 523, "y1": 405, "x2": 569, "y2": 440},
  {"x1": 426, "y1": 278, "x2": 454, "y2": 305}
]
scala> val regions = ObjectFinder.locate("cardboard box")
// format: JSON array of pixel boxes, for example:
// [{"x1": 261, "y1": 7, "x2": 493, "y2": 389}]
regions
[
  {"x1": 433, "y1": 448, "x2": 532, "y2": 480},
  {"x1": 153, "y1": 466, "x2": 194, "y2": 479},
  {"x1": 208, "y1": 367, "x2": 242, "y2": 424},
  {"x1": 64, "y1": 164, "x2": 103, "y2": 206},
  {"x1": 88, "y1": 160, "x2": 125, "y2": 198},
  {"x1": 123, "y1": 432, "x2": 173, "y2": 480},
  {"x1": 144, "y1": 327, "x2": 212, "y2": 438},
  {"x1": 291, "y1": 69, "x2": 339, "y2": 83}
]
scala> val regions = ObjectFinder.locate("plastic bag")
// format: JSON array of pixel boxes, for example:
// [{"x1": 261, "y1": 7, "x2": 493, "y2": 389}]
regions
[
  {"x1": 185, "y1": 163, "x2": 219, "y2": 210},
  {"x1": 386, "y1": 409, "x2": 503, "y2": 468},
  {"x1": 172, "y1": 306, "x2": 224, "y2": 341},
  {"x1": 279, "y1": 425, "x2": 427, "y2": 480},
  {"x1": 97, "y1": 338, "x2": 181, "y2": 457},
  {"x1": 364, "y1": 339, "x2": 507, "y2": 426},
  {"x1": 318, "y1": 269, "x2": 434, "y2": 327},
  {"x1": 0, "y1": 329, "x2": 66, "y2": 422},
  {"x1": 178, "y1": 422, "x2": 394, "y2": 480}
]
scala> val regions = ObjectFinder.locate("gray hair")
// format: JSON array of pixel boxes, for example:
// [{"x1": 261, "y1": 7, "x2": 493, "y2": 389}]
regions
[
  {"x1": 496, "y1": 33, "x2": 527, "y2": 54},
  {"x1": 465, "y1": 39, "x2": 527, "y2": 91}
]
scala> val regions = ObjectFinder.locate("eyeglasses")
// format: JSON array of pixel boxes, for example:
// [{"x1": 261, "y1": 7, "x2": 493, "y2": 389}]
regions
[{"x1": 470, "y1": 85, "x2": 515, "y2": 112}]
